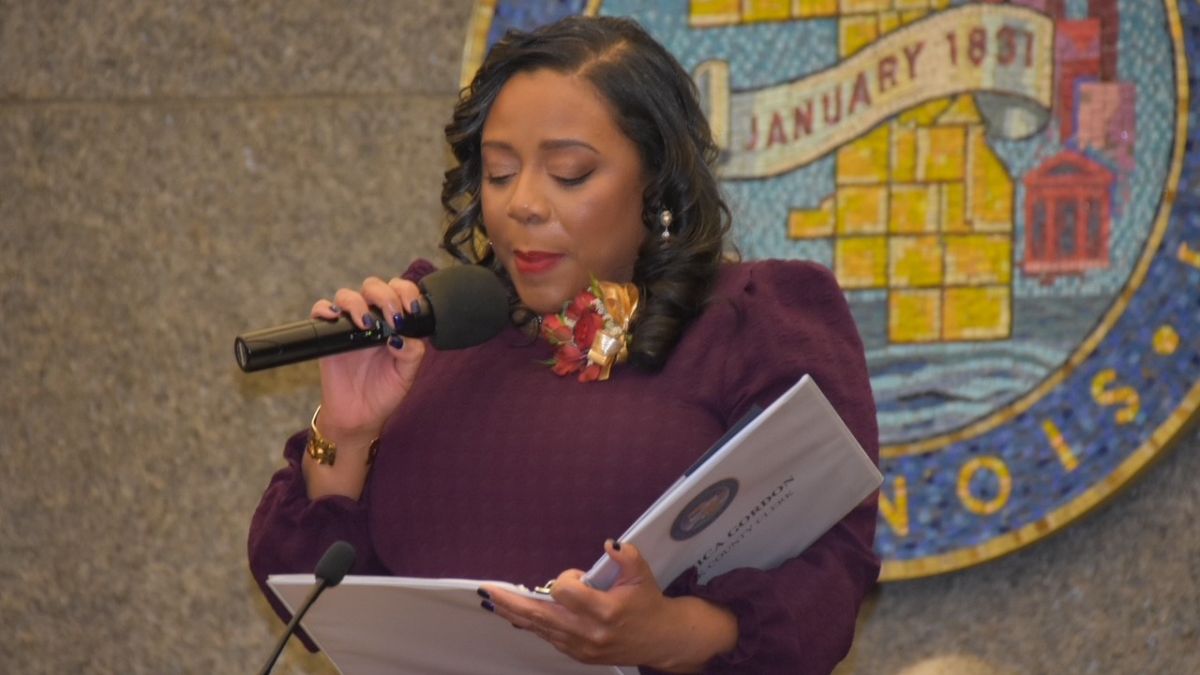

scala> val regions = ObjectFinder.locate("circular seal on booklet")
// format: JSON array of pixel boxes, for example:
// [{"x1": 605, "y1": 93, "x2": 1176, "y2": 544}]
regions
[{"x1": 670, "y1": 479, "x2": 740, "y2": 542}]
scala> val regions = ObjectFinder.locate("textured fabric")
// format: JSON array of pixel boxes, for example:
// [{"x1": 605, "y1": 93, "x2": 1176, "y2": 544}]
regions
[{"x1": 248, "y1": 259, "x2": 880, "y2": 673}]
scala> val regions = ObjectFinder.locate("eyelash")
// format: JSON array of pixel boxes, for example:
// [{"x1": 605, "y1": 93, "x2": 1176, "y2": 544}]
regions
[
  {"x1": 483, "y1": 171, "x2": 593, "y2": 187},
  {"x1": 555, "y1": 170, "x2": 593, "y2": 187}
]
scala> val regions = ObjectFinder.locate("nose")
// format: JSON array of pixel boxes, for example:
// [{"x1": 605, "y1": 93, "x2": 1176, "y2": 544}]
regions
[{"x1": 505, "y1": 171, "x2": 549, "y2": 225}]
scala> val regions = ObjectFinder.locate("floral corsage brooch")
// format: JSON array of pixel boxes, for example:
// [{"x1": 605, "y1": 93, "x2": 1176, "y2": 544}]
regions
[{"x1": 540, "y1": 279, "x2": 640, "y2": 382}]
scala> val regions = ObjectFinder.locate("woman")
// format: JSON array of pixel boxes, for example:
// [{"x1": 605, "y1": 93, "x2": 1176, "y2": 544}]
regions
[{"x1": 249, "y1": 15, "x2": 879, "y2": 674}]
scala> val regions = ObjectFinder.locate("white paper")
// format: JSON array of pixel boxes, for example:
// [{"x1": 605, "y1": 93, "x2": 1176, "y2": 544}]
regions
[{"x1": 268, "y1": 576, "x2": 630, "y2": 675}]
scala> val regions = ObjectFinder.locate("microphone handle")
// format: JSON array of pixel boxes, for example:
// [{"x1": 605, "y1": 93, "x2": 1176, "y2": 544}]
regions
[
  {"x1": 234, "y1": 307, "x2": 434, "y2": 373},
  {"x1": 256, "y1": 579, "x2": 328, "y2": 675}
]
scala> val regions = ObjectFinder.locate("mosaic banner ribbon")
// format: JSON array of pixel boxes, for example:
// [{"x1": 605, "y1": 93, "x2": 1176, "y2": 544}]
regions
[{"x1": 697, "y1": 4, "x2": 1055, "y2": 179}]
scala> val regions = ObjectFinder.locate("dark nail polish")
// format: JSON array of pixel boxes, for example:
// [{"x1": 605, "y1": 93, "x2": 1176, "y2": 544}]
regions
[
  {"x1": 612, "y1": 540, "x2": 622, "y2": 552},
  {"x1": 410, "y1": 299, "x2": 422, "y2": 316},
  {"x1": 388, "y1": 335, "x2": 405, "y2": 350},
  {"x1": 362, "y1": 313, "x2": 377, "y2": 330},
  {"x1": 476, "y1": 588, "x2": 491, "y2": 600},
  {"x1": 392, "y1": 313, "x2": 405, "y2": 331},
  {"x1": 481, "y1": 599, "x2": 495, "y2": 613},
  {"x1": 328, "y1": 304, "x2": 341, "y2": 314}
]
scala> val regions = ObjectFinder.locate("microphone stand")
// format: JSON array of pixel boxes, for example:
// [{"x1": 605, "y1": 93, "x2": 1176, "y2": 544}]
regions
[
  {"x1": 256, "y1": 576, "x2": 331, "y2": 672},
  {"x1": 257, "y1": 541, "x2": 355, "y2": 675},
  {"x1": 256, "y1": 578, "x2": 330, "y2": 675}
]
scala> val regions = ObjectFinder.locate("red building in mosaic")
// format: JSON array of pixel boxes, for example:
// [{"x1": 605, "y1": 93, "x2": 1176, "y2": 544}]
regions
[{"x1": 1022, "y1": 150, "x2": 1114, "y2": 276}]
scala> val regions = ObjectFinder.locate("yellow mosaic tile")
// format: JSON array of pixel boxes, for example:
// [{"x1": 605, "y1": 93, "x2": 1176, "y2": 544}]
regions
[
  {"x1": 836, "y1": 185, "x2": 888, "y2": 234},
  {"x1": 878, "y1": 477, "x2": 910, "y2": 536},
  {"x1": 1179, "y1": 242, "x2": 1200, "y2": 268},
  {"x1": 968, "y1": 127, "x2": 1014, "y2": 231},
  {"x1": 840, "y1": 14, "x2": 879, "y2": 57},
  {"x1": 936, "y1": 95, "x2": 983, "y2": 125},
  {"x1": 792, "y1": 0, "x2": 840, "y2": 18},
  {"x1": 1041, "y1": 419, "x2": 1080, "y2": 472},
  {"x1": 889, "y1": 122, "x2": 918, "y2": 183},
  {"x1": 930, "y1": 0, "x2": 951, "y2": 8},
  {"x1": 898, "y1": 99, "x2": 951, "y2": 127},
  {"x1": 889, "y1": 289, "x2": 941, "y2": 343},
  {"x1": 893, "y1": 0, "x2": 929, "y2": 9},
  {"x1": 879, "y1": 11, "x2": 901, "y2": 34},
  {"x1": 945, "y1": 234, "x2": 1012, "y2": 285},
  {"x1": 1154, "y1": 325, "x2": 1180, "y2": 355},
  {"x1": 957, "y1": 456, "x2": 1012, "y2": 515},
  {"x1": 689, "y1": 0, "x2": 741, "y2": 26},
  {"x1": 837, "y1": 125, "x2": 891, "y2": 185},
  {"x1": 744, "y1": 0, "x2": 791, "y2": 22},
  {"x1": 919, "y1": 125, "x2": 966, "y2": 182},
  {"x1": 943, "y1": 286, "x2": 1010, "y2": 341},
  {"x1": 789, "y1": 197, "x2": 836, "y2": 239},
  {"x1": 836, "y1": 236, "x2": 889, "y2": 289},
  {"x1": 890, "y1": 235, "x2": 944, "y2": 287},
  {"x1": 889, "y1": 183, "x2": 939, "y2": 234},
  {"x1": 940, "y1": 182, "x2": 968, "y2": 233},
  {"x1": 899, "y1": 9, "x2": 929, "y2": 25},
  {"x1": 840, "y1": 0, "x2": 894, "y2": 13}
]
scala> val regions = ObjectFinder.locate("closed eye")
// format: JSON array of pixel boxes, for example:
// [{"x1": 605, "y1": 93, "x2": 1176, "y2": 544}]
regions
[
  {"x1": 554, "y1": 170, "x2": 594, "y2": 187},
  {"x1": 485, "y1": 173, "x2": 514, "y2": 186}
]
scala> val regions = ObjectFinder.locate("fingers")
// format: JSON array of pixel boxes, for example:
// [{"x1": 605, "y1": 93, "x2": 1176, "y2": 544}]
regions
[
  {"x1": 386, "y1": 277, "x2": 425, "y2": 325},
  {"x1": 481, "y1": 546, "x2": 668, "y2": 667},
  {"x1": 316, "y1": 276, "x2": 423, "y2": 333},
  {"x1": 361, "y1": 276, "x2": 418, "y2": 332},
  {"x1": 482, "y1": 586, "x2": 577, "y2": 642},
  {"x1": 548, "y1": 569, "x2": 605, "y2": 615},
  {"x1": 604, "y1": 539, "x2": 653, "y2": 586},
  {"x1": 487, "y1": 582, "x2": 621, "y2": 665},
  {"x1": 387, "y1": 334, "x2": 426, "y2": 376},
  {"x1": 310, "y1": 298, "x2": 342, "y2": 321}
]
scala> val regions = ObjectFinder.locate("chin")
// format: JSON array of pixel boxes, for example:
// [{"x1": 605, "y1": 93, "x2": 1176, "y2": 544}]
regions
[
  {"x1": 512, "y1": 281, "x2": 571, "y2": 315},
  {"x1": 506, "y1": 263, "x2": 591, "y2": 315}
]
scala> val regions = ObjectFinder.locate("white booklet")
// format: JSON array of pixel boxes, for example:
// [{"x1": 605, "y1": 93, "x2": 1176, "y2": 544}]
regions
[
  {"x1": 268, "y1": 576, "x2": 627, "y2": 675},
  {"x1": 268, "y1": 375, "x2": 882, "y2": 675}
]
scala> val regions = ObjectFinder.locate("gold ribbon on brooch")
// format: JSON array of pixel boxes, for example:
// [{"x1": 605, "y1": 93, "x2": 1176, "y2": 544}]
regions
[{"x1": 588, "y1": 281, "x2": 640, "y2": 381}]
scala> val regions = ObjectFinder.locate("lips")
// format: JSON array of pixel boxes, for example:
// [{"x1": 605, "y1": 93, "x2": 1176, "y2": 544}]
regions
[{"x1": 513, "y1": 250, "x2": 565, "y2": 275}]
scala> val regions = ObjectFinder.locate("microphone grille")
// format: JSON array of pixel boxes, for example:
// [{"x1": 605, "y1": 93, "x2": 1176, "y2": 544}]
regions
[
  {"x1": 314, "y1": 541, "x2": 356, "y2": 587},
  {"x1": 421, "y1": 266, "x2": 510, "y2": 350}
]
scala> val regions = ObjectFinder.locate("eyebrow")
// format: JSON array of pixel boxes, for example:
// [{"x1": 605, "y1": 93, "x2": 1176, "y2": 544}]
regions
[{"x1": 481, "y1": 139, "x2": 599, "y2": 153}]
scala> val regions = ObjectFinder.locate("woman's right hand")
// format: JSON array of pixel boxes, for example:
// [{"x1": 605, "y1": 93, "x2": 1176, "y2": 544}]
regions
[{"x1": 302, "y1": 275, "x2": 428, "y2": 498}]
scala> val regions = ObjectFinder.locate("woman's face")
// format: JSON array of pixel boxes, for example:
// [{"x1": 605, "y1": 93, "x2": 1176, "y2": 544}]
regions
[{"x1": 480, "y1": 68, "x2": 649, "y2": 315}]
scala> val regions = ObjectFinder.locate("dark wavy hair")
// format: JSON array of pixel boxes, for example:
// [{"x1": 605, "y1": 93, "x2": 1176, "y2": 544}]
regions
[{"x1": 441, "y1": 15, "x2": 731, "y2": 371}]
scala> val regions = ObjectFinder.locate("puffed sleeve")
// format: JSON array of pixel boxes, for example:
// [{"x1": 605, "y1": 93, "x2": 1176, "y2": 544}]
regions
[
  {"x1": 247, "y1": 431, "x2": 389, "y2": 644},
  {"x1": 246, "y1": 258, "x2": 438, "y2": 643},
  {"x1": 655, "y1": 260, "x2": 880, "y2": 674}
]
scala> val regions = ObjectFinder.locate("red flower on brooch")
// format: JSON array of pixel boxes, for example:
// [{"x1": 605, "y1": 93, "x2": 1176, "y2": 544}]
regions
[{"x1": 541, "y1": 279, "x2": 639, "y2": 382}]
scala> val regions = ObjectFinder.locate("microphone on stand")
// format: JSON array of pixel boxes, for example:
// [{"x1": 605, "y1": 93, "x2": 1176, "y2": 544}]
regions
[
  {"x1": 234, "y1": 265, "x2": 510, "y2": 372},
  {"x1": 256, "y1": 541, "x2": 356, "y2": 675}
]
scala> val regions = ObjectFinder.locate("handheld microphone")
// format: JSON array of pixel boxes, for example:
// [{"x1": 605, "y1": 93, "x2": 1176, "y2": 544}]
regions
[
  {"x1": 235, "y1": 265, "x2": 509, "y2": 372},
  {"x1": 256, "y1": 541, "x2": 356, "y2": 675}
]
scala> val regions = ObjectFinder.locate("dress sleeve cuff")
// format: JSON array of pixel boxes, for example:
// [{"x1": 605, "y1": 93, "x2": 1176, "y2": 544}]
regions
[
  {"x1": 277, "y1": 429, "x2": 370, "y2": 516},
  {"x1": 650, "y1": 567, "x2": 800, "y2": 674}
]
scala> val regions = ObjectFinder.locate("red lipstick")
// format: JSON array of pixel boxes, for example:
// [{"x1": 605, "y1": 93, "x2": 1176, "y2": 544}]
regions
[{"x1": 513, "y1": 250, "x2": 564, "y2": 275}]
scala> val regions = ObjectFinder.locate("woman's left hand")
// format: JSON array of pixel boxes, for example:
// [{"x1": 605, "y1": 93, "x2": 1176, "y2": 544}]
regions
[{"x1": 482, "y1": 541, "x2": 738, "y2": 673}]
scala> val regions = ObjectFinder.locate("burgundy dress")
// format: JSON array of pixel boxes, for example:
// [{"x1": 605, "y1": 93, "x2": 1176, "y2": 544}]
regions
[{"x1": 248, "y1": 259, "x2": 880, "y2": 674}]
